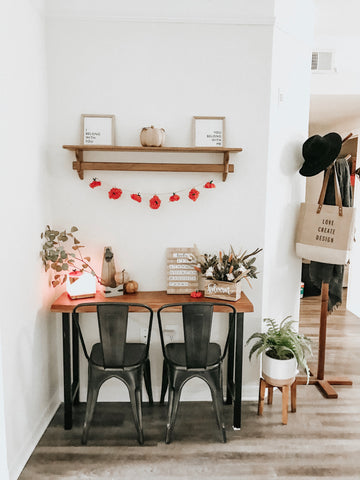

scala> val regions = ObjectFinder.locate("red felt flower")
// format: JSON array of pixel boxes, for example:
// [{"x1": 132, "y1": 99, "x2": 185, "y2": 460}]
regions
[
  {"x1": 149, "y1": 195, "x2": 161, "y2": 209},
  {"x1": 89, "y1": 178, "x2": 101, "y2": 189},
  {"x1": 189, "y1": 188, "x2": 200, "y2": 201},
  {"x1": 204, "y1": 180, "x2": 216, "y2": 189},
  {"x1": 169, "y1": 193, "x2": 180, "y2": 202},
  {"x1": 190, "y1": 290, "x2": 203, "y2": 298},
  {"x1": 131, "y1": 193, "x2": 142, "y2": 203},
  {"x1": 108, "y1": 188, "x2": 123, "y2": 199}
]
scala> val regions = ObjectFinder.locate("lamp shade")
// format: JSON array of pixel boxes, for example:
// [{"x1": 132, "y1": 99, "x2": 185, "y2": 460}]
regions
[{"x1": 66, "y1": 271, "x2": 96, "y2": 299}]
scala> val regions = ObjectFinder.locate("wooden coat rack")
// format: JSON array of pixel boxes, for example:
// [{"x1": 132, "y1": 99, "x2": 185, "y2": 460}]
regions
[
  {"x1": 297, "y1": 133, "x2": 354, "y2": 398},
  {"x1": 296, "y1": 282, "x2": 352, "y2": 398}
]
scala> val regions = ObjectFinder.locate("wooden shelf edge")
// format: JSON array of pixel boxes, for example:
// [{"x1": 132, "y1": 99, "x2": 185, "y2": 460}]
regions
[
  {"x1": 63, "y1": 145, "x2": 243, "y2": 153},
  {"x1": 72, "y1": 161, "x2": 234, "y2": 174}
]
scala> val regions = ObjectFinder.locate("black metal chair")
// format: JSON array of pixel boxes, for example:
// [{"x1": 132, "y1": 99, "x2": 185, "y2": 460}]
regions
[
  {"x1": 157, "y1": 302, "x2": 236, "y2": 443},
  {"x1": 72, "y1": 302, "x2": 154, "y2": 445}
]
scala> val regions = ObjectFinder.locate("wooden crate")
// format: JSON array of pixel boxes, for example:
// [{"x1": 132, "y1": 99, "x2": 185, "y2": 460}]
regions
[{"x1": 203, "y1": 279, "x2": 242, "y2": 301}]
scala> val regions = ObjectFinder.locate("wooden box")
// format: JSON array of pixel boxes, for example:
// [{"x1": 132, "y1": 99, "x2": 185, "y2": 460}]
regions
[
  {"x1": 101, "y1": 284, "x2": 124, "y2": 297},
  {"x1": 203, "y1": 279, "x2": 242, "y2": 302}
]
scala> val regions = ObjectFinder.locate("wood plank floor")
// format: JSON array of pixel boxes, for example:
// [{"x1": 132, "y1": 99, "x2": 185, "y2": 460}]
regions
[{"x1": 19, "y1": 291, "x2": 360, "y2": 479}]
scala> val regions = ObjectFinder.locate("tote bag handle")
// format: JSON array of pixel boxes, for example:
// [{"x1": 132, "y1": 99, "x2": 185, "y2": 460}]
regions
[{"x1": 317, "y1": 163, "x2": 343, "y2": 216}]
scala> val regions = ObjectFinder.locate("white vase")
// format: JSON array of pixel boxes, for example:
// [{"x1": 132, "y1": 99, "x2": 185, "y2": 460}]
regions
[{"x1": 262, "y1": 353, "x2": 297, "y2": 387}]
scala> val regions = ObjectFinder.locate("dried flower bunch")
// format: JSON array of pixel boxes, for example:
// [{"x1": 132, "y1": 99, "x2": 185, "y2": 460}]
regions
[
  {"x1": 195, "y1": 246, "x2": 262, "y2": 285},
  {"x1": 40, "y1": 225, "x2": 100, "y2": 287}
]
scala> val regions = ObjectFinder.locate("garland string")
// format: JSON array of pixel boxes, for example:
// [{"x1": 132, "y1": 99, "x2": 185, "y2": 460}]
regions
[{"x1": 87, "y1": 176, "x2": 217, "y2": 209}]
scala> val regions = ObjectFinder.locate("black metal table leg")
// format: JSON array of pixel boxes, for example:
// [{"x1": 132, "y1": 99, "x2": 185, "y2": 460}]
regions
[
  {"x1": 72, "y1": 313, "x2": 80, "y2": 405},
  {"x1": 233, "y1": 312, "x2": 244, "y2": 429},
  {"x1": 226, "y1": 312, "x2": 235, "y2": 404},
  {"x1": 62, "y1": 312, "x2": 72, "y2": 430}
]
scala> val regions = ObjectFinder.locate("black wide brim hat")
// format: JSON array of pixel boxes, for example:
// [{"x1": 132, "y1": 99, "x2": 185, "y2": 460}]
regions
[{"x1": 299, "y1": 132, "x2": 342, "y2": 177}]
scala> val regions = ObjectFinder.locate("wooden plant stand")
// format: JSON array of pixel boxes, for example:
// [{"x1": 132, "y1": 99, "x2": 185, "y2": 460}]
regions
[
  {"x1": 258, "y1": 378, "x2": 297, "y2": 425},
  {"x1": 296, "y1": 282, "x2": 352, "y2": 398}
]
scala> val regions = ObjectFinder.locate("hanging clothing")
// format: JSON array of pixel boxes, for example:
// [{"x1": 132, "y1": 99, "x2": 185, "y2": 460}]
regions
[{"x1": 309, "y1": 158, "x2": 352, "y2": 312}]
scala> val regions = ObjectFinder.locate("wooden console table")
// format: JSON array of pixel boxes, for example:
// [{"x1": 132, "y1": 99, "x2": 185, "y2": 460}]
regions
[{"x1": 51, "y1": 290, "x2": 254, "y2": 430}]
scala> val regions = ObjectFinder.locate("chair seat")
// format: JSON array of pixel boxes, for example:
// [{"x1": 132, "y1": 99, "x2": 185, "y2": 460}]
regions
[
  {"x1": 165, "y1": 342, "x2": 221, "y2": 368},
  {"x1": 90, "y1": 343, "x2": 147, "y2": 368}
]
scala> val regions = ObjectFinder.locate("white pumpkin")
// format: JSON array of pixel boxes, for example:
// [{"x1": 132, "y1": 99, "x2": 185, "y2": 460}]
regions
[{"x1": 140, "y1": 125, "x2": 165, "y2": 147}]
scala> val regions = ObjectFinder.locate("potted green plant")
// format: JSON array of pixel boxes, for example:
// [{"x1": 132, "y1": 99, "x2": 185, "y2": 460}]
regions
[
  {"x1": 246, "y1": 317, "x2": 312, "y2": 385},
  {"x1": 195, "y1": 246, "x2": 262, "y2": 301}
]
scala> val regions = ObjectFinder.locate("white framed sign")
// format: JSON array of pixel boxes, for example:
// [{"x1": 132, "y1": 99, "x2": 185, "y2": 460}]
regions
[
  {"x1": 81, "y1": 114, "x2": 115, "y2": 145},
  {"x1": 193, "y1": 116, "x2": 225, "y2": 147}
]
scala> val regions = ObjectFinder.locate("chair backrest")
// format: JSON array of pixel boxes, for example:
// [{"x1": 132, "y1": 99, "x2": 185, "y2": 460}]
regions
[
  {"x1": 157, "y1": 302, "x2": 236, "y2": 368},
  {"x1": 97, "y1": 303, "x2": 129, "y2": 367},
  {"x1": 73, "y1": 302, "x2": 153, "y2": 368}
]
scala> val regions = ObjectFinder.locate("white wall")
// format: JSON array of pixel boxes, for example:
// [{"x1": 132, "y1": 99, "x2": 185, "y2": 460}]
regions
[
  {"x1": 1, "y1": 1, "x2": 60, "y2": 478},
  {"x1": 45, "y1": 12, "x2": 273, "y2": 402},
  {"x1": 262, "y1": 0, "x2": 314, "y2": 318},
  {"x1": 44, "y1": 0, "x2": 312, "y2": 403}
]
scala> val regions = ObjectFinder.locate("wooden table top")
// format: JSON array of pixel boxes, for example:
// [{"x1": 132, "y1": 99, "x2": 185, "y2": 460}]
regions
[{"x1": 51, "y1": 290, "x2": 254, "y2": 314}]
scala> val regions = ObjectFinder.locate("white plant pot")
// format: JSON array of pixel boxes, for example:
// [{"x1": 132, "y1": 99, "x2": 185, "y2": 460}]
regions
[{"x1": 262, "y1": 353, "x2": 297, "y2": 387}]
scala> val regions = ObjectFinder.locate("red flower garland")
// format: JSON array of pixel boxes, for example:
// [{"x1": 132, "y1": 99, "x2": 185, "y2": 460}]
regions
[
  {"x1": 89, "y1": 179, "x2": 217, "y2": 207},
  {"x1": 108, "y1": 188, "x2": 122, "y2": 199},
  {"x1": 149, "y1": 195, "x2": 161, "y2": 209},
  {"x1": 189, "y1": 188, "x2": 200, "y2": 201}
]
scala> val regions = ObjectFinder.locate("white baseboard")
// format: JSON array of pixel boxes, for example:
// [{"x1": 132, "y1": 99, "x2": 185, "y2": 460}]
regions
[{"x1": 9, "y1": 391, "x2": 60, "y2": 480}]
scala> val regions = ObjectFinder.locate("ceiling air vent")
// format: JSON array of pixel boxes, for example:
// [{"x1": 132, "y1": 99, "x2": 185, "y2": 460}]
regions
[{"x1": 311, "y1": 51, "x2": 334, "y2": 72}]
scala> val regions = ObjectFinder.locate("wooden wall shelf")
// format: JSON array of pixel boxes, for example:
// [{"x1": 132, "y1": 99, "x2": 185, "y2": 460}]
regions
[{"x1": 63, "y1": 145, "x2": 243, "y2": 182}]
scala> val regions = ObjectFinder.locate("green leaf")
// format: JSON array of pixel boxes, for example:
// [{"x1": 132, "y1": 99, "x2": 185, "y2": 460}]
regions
[
  {"x1": 71, "y1": 226, "x2": 78, "y2": 232},
  {"x1": 62, "y1": 264, "x2": 69, "y2": 271}
]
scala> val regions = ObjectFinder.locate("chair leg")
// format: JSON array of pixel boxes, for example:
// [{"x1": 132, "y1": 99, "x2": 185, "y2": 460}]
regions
[
  {"x1": 160, "y1": 360, "x2": 168, "y2": 405},
  {"x1": 165, "y1": 386, "x2": 181, "y2": 444},
  {"x1": 209, "y1": 376, "x2": 226, "y2": 443},
  {"x1": 128, "y1": 386, "x2": 144, "y2": 445},
  {"x1": 82, "y1": 368, "x2": 101, "y2": 445},
  {"x1": 143, "y1": 359, "x2": 153, "y2": 405}
]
